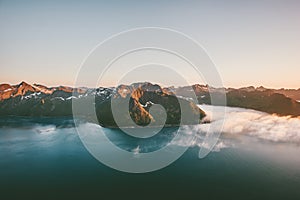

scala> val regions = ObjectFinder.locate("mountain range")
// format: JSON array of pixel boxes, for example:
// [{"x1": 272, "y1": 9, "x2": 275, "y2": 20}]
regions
[
  {"x1": 176, "y1": 84, "x2": 300, "y2": 117},
  {"x1": 0, "y1": 82, "x2": 299, "y2": 124},
  {"x1": 0, "y1": 82, "x2": 206, "y2": 128}
]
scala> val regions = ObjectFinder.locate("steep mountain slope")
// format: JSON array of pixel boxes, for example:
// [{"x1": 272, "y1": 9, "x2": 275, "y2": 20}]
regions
[{"x1": 96, "y1": 83, "x2": 206, "y2": 127}]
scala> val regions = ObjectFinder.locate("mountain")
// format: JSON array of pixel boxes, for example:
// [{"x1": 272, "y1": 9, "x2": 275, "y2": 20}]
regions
[
  {"x1": 0, "y1": 82, "x2": 299, "y2": 121},
  {"x1": 0, "y1": 82, "x2": 85, "y2": 101},
  {"x1": 96, "y1": 82, "x2": 206, "y2": 127},
  {"x1": 0, "y1": 82, "x2": 206, "y2": 128},
  {"x1": 274, "y1": 88, "x2": 300, "y2": 102},
  {"x1": 174, "y1": 85, "x2": 300, "y2": 117},
  {"x1": 0, "y1": 82, "x2": 77, "y2": 117}
]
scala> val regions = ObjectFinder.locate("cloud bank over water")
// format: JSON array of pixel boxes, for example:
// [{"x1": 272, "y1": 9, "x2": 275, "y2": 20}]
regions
[
  {"x1": 171, "y1": 105, "x2": 300, "y2": 153},
  {"x1": 198, "y1": 105, "x2": 300, "y2": 144}
]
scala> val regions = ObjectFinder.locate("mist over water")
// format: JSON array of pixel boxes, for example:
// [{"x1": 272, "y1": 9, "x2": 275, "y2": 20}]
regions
[{"x1": 1, "y1": 106, "x2": 300, "y2": 199}]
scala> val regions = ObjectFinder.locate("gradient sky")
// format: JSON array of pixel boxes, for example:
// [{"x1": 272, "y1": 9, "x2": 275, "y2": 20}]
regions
[{"x1": 0, "y1": 0, "x2": 299, "y2": 88}]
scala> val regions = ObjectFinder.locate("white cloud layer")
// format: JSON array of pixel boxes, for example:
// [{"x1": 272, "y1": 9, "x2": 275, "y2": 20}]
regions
[
  {"x1": 171, "y1": 105, "x2": 300, "y2": 153},
  {"x1": 198, "y1": 105, "x2": 300, "y2": 144}
]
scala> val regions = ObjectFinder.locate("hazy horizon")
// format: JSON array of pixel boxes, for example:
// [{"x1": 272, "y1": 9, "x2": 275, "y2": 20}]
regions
[{"x1": 1, "y1": 80, "x2": 299, "y2": 90}]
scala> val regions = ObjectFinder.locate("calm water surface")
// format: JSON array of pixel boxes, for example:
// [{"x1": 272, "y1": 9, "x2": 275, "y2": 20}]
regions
[{"x1": 1, "y1": 116, "x2": 300, "y2": 200}]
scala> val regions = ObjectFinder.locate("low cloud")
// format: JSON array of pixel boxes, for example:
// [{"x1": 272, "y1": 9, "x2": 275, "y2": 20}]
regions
[{"x1": 198, "y1": 105, "x2": 300, "y2": 144}]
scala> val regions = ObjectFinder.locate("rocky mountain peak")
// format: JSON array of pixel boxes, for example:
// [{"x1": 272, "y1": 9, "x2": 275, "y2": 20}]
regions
[
  {"x1": 15, "y1": 81, "x2": 38, "y2": 96},
  {"x1": 0, "y1": 83, "x2": 12, "y2": 92},
  {"x1": 256, "y1": 86, "x2": 268, "y2": 92}
]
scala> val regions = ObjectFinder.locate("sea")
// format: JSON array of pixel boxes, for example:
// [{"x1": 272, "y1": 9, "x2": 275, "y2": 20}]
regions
[{"x1": 1, "y1": 105, "x2": 300, "y2": 200}]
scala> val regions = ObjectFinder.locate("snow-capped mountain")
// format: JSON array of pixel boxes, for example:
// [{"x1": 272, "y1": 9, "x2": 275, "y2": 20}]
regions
[{"x1": 0, "y1": 81, "x2": 114, "y2": 117}]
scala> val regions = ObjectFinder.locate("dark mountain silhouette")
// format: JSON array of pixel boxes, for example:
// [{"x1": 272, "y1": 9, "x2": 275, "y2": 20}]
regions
[{"x1": 175, "y1": 84, "x2": 300, "y2": 117}]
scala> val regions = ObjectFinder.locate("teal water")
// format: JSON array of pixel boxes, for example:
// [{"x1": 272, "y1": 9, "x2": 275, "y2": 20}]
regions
[{"x1": 1, "y1": 118, "x2": 300, "y2": 200}]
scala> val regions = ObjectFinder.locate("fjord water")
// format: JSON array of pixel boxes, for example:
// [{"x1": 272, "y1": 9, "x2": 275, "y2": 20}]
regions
[{"x1": 1, "y1": 112, "x2": 300, "y2": 199}]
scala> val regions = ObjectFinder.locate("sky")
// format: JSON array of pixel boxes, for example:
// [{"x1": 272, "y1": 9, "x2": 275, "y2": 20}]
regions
[{"x1": 0, "y1": 0, "x2": 299, "y2": 88}]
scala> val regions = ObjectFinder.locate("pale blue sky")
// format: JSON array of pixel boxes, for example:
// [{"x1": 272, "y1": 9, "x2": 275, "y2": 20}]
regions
[{"x1": 0, "y1": 0, "x2": 299, "y2": 88}]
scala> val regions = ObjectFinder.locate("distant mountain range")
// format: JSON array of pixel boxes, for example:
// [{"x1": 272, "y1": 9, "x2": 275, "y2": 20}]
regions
[
  {"x1": 176, "y1": 84, "x2": 300, "y2": 117},
  {"x1": 0, "y1": 82, "x2": 299, "y2": 123}
]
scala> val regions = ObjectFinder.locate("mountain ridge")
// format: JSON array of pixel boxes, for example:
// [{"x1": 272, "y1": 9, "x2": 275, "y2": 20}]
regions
[
  {"x1": 1, "y1": 81, "x2": 300, "y2": 100},
  {"x1": 0, "y1": 82, "x2": 207, "y2": 128},
  {"x1": 0, "y1": 81, "x2": 299, "y2": 118}
]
